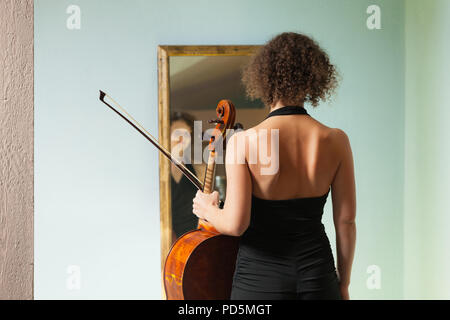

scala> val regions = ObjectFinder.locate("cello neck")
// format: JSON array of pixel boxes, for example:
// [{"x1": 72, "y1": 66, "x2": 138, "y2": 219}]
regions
[
  {"x1": 198, "y1": 148, "x2": 219, "y2": 233},
  {"x1": 202, "y1": 150, "x2": 216, "y2": 194}
]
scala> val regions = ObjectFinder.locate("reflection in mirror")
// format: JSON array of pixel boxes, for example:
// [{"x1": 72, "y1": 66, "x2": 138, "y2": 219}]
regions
[
  {"x1": 168, "y1": 55, "x2": 267, "y2": 245},
  {"x1": 169, "y1": 111, "x2": 199, "y2": 242}
]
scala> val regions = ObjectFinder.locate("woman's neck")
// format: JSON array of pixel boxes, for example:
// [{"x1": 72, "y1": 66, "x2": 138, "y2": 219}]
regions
[
  {"x1": 269, "y1": 100, "x2": 304, "y2": 112},
  {"x1": 269, "y1": 101, "x2": 286, "y2": 112}
]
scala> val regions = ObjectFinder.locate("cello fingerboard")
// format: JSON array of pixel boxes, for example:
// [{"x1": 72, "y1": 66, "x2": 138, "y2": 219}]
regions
[{"x1": 203, "y1": 150, "x2": 216, "y2": 194}]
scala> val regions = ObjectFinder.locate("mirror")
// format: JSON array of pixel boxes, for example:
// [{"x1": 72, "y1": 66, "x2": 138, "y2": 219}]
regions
[{"x1": 157, "y1": 45, "x2": 264, "y2": 272}]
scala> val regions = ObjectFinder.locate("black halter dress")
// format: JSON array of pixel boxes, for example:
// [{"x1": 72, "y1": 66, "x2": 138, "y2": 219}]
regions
[{"x1": 230, "y1": 106, "x2": 342, "y2": 300}]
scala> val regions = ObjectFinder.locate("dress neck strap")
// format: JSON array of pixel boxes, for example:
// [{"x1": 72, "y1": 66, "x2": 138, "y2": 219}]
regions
[{"x1": 265, "y1": 106, "x2": 309, "y2": 119}]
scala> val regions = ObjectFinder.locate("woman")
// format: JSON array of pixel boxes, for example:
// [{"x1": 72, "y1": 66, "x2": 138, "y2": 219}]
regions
[
  {"x1": 170, "y1": 111, "x2": 205, "y2": 241},
  {"x1": 192, "y1": 32, "x2": 356, "y2": 300}
]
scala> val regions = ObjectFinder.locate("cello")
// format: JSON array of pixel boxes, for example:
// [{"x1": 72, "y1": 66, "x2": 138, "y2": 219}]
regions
[
  {"x1": 164, "y1": 99, "x2": 240, "y2": 300},
  {"x1": 99, "y1": 91, "x2": 240, "y2": 300}
]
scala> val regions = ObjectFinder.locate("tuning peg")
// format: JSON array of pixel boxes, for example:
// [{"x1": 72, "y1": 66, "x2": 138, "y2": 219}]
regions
[{"x1": 208, "y1": 119, "x2": 224, "y2": 124}]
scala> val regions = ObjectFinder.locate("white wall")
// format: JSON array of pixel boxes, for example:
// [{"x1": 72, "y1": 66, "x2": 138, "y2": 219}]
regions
[{"x1": 404, "y1": 0, "x2": 450, "y2": 299}]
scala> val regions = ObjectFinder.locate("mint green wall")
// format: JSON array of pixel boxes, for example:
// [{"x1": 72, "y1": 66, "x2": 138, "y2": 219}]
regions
[
  {"x1": 404, "y1": 0, "x2": 450, "y2": 299},
  {"x1": 35, "y1": 0, "x2": 405, "y2": 299}
]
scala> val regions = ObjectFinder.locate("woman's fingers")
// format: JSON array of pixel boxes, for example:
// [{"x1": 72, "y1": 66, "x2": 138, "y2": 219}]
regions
[{"x1": 192, "y1": 190, "x2": 220, "y2": 218}]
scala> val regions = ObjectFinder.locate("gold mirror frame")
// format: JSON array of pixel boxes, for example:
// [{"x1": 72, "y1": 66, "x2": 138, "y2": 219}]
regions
[{"x1": 157, "y1": 45, "x2": 261, "y2": 287}]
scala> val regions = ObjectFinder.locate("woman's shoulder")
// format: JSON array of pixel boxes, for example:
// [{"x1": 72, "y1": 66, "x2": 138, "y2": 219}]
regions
[
  {"x1": 236, "y1": 122, "x2": 274, "y2": 137},
  {"x1": 228, "y1": 125, "x2": 260, "y2": 142},
  {"x1": 328, "y1": 127, "x2": 350, "y2": 145},
  {"x1": 298, "y1": 119, "x2": 350, "y2": 156},
  {"x1": 309, "y1": 117, "x2": 349, "y2": 142},
  {"x1": 323, "y1": 127, "x2": 352, "y2": 159}
]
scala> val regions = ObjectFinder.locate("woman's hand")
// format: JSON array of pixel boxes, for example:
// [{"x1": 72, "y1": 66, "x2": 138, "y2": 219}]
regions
[{"x1": 192, "y1": 190, "x2": 220, "y2": 220}]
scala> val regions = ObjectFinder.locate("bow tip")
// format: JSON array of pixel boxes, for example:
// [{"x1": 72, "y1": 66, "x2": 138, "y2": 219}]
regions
[{"x1": 99, "y1": 90, "x2": 106, "y2": 101}]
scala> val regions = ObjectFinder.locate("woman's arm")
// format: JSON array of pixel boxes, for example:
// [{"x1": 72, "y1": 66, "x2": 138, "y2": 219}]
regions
[
  {"x1": 331, "y1": 128, "x2": 357, "y2": 300},
  {"x1": 192, "y1": 131, "x2": 252, "y2": 236}
]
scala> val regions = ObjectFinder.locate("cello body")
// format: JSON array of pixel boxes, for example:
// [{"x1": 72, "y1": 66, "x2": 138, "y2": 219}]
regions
[{"x1": 164, "y1": 230, "x2": 239, "y2": 299}]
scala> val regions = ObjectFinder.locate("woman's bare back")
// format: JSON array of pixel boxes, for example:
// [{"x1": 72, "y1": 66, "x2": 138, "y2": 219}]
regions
[{"x1": 244, "y1": 113, "x2": 341, "y2": 200}]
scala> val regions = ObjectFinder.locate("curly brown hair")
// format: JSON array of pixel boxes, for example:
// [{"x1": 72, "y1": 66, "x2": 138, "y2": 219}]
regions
[{"x1": 242, "y1": 32, "x2": 339, "y2": 107}]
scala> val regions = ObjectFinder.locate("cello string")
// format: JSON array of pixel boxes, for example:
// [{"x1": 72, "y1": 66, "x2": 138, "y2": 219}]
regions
[{"x1": 100, "y1": 91, "x2": 204, "y2": 190}]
